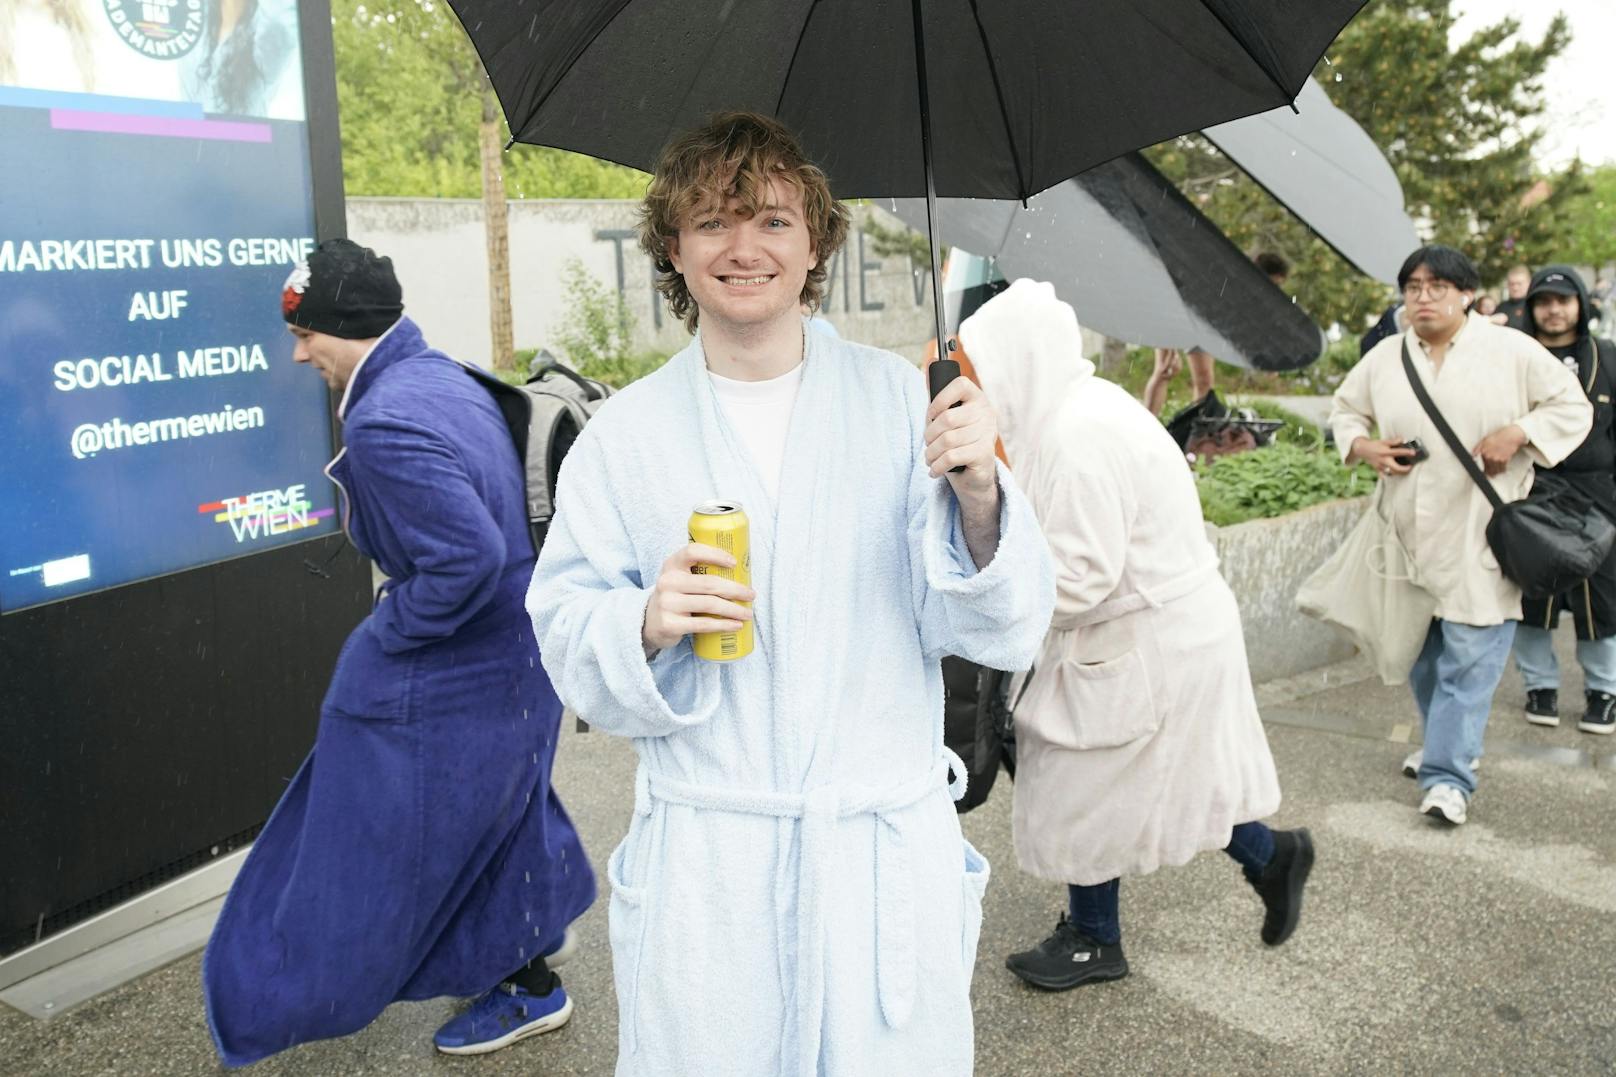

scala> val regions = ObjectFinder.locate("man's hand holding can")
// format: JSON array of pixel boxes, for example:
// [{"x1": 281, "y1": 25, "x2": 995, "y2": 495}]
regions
[{"x1": 642, "y1": 543, "x2": 756, "y2": 654}]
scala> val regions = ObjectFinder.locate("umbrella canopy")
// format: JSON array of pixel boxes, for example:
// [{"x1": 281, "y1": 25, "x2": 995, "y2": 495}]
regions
[
  {"x1": 456, "y1": 0, "x2": 1367, "y2": 202},
  {"x1": 1203, "y1": 78, "x2": 1415, "y2": 284},
  {"x1": 894, "y1": 151, "x2": 1325, "y2": 371}
]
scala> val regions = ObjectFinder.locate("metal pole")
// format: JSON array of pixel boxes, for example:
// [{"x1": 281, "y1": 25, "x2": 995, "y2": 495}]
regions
[{"x1": 911, "y1": 0, "x2": 959, "y2": 400}]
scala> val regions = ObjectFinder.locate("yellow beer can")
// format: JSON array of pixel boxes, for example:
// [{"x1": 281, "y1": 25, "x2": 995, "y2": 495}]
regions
[{"x1": 688, "y1": 500, "x2": 753, "y2": 662}]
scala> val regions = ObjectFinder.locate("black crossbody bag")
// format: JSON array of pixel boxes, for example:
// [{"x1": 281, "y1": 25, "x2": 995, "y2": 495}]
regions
[{"x1": 1401, "y1": 338, "x2": 1616, "y2": 599}]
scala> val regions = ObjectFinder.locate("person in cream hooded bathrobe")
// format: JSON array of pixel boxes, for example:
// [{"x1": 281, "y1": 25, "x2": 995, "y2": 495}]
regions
[{"x1": 959, "y1": 279, "x2": 1314, "y2": 992}]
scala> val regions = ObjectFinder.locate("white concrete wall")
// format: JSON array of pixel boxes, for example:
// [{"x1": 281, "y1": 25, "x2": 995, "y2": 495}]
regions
[{"x1": 347, "y1": 197, "x2": 950, "y2": 366}]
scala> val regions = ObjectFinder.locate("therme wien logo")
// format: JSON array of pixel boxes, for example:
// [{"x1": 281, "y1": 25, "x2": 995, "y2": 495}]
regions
[
  {"x1": 104, "y1": 0, "x2": 204, "y2": 60},
  {"x1": 198, "y1": 484, "x2": 335, "y2": 544}
]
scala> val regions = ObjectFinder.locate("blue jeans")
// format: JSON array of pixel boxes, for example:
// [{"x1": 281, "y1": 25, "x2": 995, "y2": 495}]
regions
[
  {"x1": 1068, "y1": 823, "x2": 1275, "y2": 944},
  {"x1": 1408, "y1": 619, "x2": 1516, "y2": 796},
  {"x1": 1512, "y1": 624, "x2": 1616, "y2": 694}
]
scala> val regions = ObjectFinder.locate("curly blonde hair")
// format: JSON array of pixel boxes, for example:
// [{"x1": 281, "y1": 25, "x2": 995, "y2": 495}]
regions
[{"x1": 637, "y1": 112, "x2": 851, "y2": 333}]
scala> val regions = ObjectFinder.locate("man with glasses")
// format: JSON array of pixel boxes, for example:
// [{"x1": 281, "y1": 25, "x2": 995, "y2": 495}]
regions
[{"x1": 1329, "y1": 245, "x2": 1590, "y2": 825}]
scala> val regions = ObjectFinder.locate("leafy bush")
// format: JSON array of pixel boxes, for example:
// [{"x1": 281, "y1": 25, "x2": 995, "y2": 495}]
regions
[
  {"x1": 510, "y1": 262, "x2": 670, "y2": 390},
  {"x1": 573, "y1": 350, "x2": 670, "y2": 389},
  {"x1": 1104, "y1": 337, "x2": 1361, "y2": 400},
  {"x1": 1195, "y1": 441, "x2": 1375, "y2": 527},
  {"x1": 554, "y1": 258, "x2": 638, "y2": 372}
]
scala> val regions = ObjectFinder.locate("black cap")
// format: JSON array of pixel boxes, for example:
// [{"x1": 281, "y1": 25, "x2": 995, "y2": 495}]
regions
[
  {"x1": 1527, "y1": 267, "x2": 1582, "y2": 300},
  {"x1": 281, "y1": 238, "x2": 403, "y2": 339}
]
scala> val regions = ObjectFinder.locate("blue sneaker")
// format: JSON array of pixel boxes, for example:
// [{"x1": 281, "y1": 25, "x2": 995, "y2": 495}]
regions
[{"x1": 433, "y1": 982, "x2": 573, "y2": 1056}]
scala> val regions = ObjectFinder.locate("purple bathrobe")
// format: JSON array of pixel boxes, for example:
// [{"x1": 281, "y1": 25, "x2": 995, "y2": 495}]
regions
[{"x1": 203, "y1": 318, "x2": 594, "y2": 1067}]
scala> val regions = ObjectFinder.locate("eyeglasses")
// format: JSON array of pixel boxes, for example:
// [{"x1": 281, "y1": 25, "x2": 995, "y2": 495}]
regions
[{"x1": 1402, "y1": 280, "x2": 1453, "y2": 301}]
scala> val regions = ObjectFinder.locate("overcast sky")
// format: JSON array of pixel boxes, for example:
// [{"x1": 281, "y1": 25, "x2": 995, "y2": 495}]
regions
[{"x1": 1449, "y1": 1, "x2": 1616, "y2": 168}]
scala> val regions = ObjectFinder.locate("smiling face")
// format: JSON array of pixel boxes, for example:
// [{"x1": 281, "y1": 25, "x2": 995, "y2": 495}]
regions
[{"x1": 666, "y1": 179, "x2": 818, "y2": 339}]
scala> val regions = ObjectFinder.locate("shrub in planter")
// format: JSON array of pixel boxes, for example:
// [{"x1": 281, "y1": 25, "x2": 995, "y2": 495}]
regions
[{"x1": 1196, "y1": 441, "x2": 1375, "y2": 527}]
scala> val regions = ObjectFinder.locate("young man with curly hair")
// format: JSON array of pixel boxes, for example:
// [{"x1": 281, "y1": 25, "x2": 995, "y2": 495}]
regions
[{"x1": 527, "y1": 112, "x2": 1053, "y2": 1075}]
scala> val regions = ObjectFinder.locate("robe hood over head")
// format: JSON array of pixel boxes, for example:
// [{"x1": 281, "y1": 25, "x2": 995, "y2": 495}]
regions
[{"x1": 956, "y1": 278, "x2": 1094, "y2": 465}]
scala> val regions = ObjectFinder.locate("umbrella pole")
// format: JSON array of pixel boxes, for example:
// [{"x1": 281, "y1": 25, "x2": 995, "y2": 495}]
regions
[{"x1": 911, "y1": 0, "x2": 960, "y2": 403}]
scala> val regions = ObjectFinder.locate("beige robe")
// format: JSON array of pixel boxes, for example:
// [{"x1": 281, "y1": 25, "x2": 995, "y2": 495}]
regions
[
  {"x1": 1330, "y1": 315, "x2": 1592, "y2": 626},
  {"x1": 961, "y1": 280, "x2": 1280, "y2": 886}
]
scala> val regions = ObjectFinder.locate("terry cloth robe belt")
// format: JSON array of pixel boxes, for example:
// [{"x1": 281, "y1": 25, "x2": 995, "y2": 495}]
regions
[
  {"x1": 634, "y1": 749, "x2": 969, "y2": 1075},
  {"x1": 1062, "y1": 560, "x2": 1221, "y2": 629}
]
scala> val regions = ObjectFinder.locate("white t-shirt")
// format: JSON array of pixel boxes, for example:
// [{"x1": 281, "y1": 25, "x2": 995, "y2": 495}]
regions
[{"x1": 708, "y1": 361, "x2": 805, "y2": 504}]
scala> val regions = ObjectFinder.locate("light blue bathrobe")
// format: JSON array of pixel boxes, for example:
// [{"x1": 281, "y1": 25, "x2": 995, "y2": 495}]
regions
[{"x1": 528, "y1": 326, "x2": 1054, "y2": 1076}]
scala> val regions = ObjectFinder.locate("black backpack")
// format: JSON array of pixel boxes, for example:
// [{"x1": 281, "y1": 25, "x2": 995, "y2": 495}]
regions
[{"x1": 943, "y1": 657, "x2": 1024, "y2": 813}]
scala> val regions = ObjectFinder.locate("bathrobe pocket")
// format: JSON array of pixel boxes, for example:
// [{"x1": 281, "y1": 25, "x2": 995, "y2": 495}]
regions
[
  {"x1": 1031, "y1": 648, "x2": 1160, "y2": 750},
  {"x1": 959, "y1": 840, "x2": 990, "y2": 979},
  {"x1": 607, "y1": 835, "x2": 651, "y2": 1055},
  {"x1": 322, "y1": 623, "x2": 416, "y2": 721}
]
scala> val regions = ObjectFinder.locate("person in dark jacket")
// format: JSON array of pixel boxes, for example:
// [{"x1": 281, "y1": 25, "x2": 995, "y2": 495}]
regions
[
  {"x1": 203, "y1": 240, "x2": 596, "y2": 1066},
  {"x1": 1359, "y1": 299, "x2": 1406, "y2": 358},
  {"x1": 1512, "y1": 265, "x2": 1616, "y2": 736},
  {"x1": 1496, "y1": 264, "x2": 1533, "y2": 331}
]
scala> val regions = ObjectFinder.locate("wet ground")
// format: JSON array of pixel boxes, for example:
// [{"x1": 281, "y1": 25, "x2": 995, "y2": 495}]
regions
[{"x1": 3, "y1": 628, "x2": 1614, "y2": 1076}]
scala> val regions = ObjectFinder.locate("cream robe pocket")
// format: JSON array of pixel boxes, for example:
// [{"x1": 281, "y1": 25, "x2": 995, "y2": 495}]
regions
[
  {"x1": 606, "y1": 834, "x2": 651, "y2": 1055},
  {"x1": 959, "y1": 840, "x2": 990, "y2": 979},
  {"x1": 1034, "y1": 647, "x2": 1160, "y2": 750}
]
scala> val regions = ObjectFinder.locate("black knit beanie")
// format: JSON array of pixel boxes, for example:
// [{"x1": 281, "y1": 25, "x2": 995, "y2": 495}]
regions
[{"x1": 281, "y1": 238, "x2": 403, "y2": 339}]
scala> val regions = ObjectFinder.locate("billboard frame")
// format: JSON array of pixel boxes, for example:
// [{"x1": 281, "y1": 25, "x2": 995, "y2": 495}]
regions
[{"x1": 0, "y1": 0, "x2": 372, "y2": 986}]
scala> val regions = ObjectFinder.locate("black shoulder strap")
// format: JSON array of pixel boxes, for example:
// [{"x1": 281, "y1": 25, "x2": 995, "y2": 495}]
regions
[{"x1": 1400, "y1": 337, "x2": 1506, "y2": 511}]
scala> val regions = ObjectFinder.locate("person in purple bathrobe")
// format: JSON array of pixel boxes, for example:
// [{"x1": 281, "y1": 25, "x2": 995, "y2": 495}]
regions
[{"x1": 202, "y1": 239, "x2": 595, "y2": 1066}]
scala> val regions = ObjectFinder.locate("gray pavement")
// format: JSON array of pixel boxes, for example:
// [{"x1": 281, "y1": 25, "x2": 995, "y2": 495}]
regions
[{"x1": 4, "y1": 629, "x2": 1616, "y2": 1076}]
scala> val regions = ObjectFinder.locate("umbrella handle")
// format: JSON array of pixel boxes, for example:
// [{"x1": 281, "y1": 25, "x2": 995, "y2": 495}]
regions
[{"x1": 929, "y1": 356, "x2": 966, "y2": 474}]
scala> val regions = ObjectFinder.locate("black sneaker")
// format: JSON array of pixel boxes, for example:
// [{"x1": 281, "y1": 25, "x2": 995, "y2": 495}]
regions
[
  {"x1": 1248, "y1": 828, "x2": 1315, "y2": 947},
  {"x1": 1525, "y1": 688, "x2": 1560, "y2": 727},
  {"x1": 1004, "y1": 916, "x2": 1129, "y2": 991},
  {"x1": 1579, "y1": 691, "x2": 1616, "y2": 735}
]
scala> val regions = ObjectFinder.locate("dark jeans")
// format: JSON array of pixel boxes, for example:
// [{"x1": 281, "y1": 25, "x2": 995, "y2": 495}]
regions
[{"x1": 1067, "y1": 821, "x2": 1276, "y2": 944}]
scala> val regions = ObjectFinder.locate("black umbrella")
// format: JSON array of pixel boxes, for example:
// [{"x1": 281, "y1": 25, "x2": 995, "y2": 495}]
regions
[
  {"x1": 894, "y1": 150, "x2": 1326, "y2": 371},
  {"x1": 452, "y1": 0, "x2": 1367, "y2": 385}
]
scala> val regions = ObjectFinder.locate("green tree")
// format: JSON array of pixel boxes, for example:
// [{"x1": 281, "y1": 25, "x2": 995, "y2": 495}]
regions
[
  {"x1": 331, "y1": 0, "x2": 647, "y2": 201},
  {"x1": 1149, "y1": 0, "x2": 1583, "y2": 332},
  {"x1": 332, "y1": 0, "x2": 649, "y2": 370},
  {"x1": 1556, "y1": 164, "x2": 1616, "y2": 269}
]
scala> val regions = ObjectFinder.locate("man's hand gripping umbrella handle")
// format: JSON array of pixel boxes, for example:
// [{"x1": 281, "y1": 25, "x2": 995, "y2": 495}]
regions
[{"x1": 928, "y1": 352, "x2": 966, "y2": 475}]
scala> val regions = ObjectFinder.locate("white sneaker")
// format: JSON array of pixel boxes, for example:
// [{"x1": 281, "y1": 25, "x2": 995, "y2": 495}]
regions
[
  {"x1": 1401, "y1": 749, "x2": 1482, "y2": 779},
  {"x1": 1420, "y1": 783, "x2": 1468, "y2": 825}
]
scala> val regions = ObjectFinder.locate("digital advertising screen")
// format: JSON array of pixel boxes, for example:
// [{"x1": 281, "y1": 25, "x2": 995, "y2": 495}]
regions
[{"x1": 0, "y1": 0, "x2": 340, "y2": 613}]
